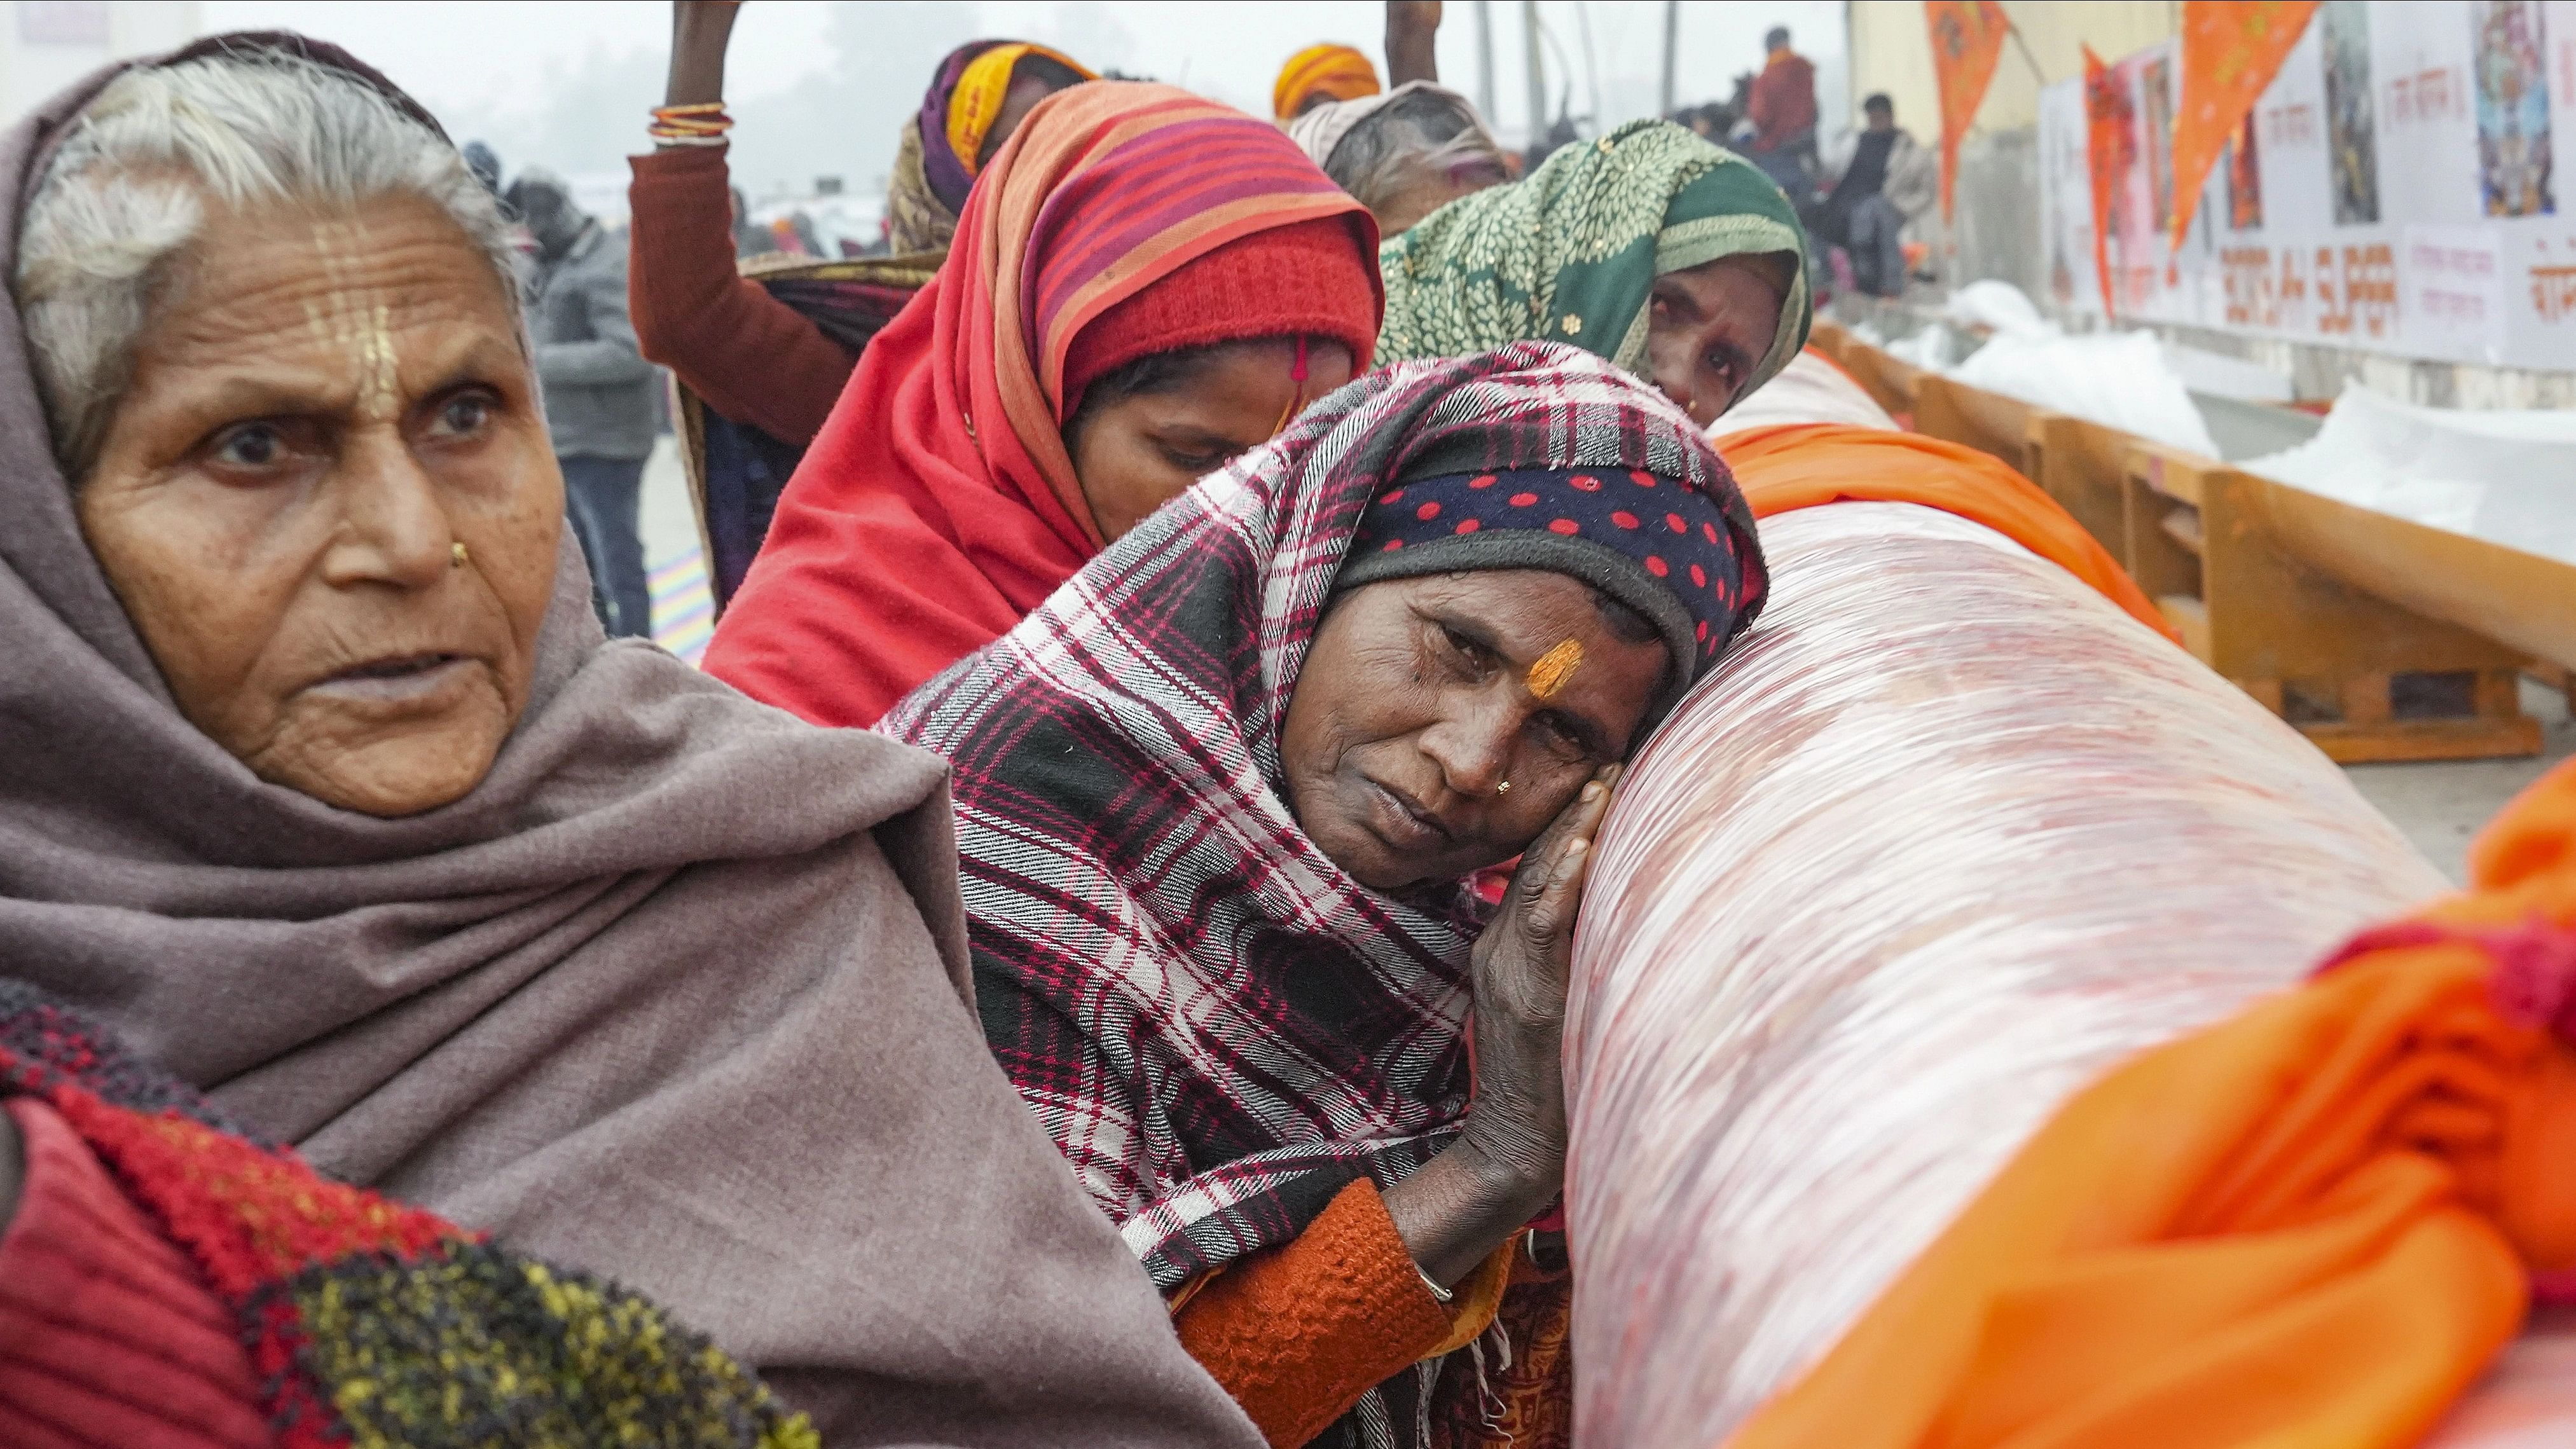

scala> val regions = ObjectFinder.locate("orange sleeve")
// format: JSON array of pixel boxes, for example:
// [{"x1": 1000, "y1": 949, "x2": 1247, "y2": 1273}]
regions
[
  {"x1": 1723, "y1": 755, "x2": 2576, "y2": 1449},
  {"x1": 625, "y1": 146, "x2": 857, "y2": 445},
  {"x1": 1174, "y1": 1178, "x2": 1512, "y2": 1448},
  {"x1": 1719, "y1": 422, "x2": 2180, "y2": 644}
]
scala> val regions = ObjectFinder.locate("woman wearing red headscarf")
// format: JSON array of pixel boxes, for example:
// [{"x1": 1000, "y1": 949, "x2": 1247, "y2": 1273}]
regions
[{"x1": 703, "y1": 83, "x2": 1383, "y2": 728}]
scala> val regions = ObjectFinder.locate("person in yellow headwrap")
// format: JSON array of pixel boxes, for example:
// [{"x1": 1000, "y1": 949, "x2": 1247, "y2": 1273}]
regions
[
  {"x1": 892, "y1": 38, "x2": 1096, "y2": 256},
  {"x1": 1274, "y1": 42, "x2": 1381, "y2": 121}
]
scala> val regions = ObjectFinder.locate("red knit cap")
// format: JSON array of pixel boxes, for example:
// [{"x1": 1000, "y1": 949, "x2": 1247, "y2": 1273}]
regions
[{"x1": 1061, "y1": 214, "x2": 1382, "y2": 418}]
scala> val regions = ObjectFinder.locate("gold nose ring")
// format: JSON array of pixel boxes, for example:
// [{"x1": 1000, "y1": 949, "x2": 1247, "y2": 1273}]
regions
[{"x1": 451, "y1": 541, "x2": 469, "y2": 568}]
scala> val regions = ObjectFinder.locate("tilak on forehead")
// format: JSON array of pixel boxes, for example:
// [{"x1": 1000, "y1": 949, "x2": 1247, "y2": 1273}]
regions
[
  {"x1": 1526, "y1": 638, "x2": 1583, "y2": 699},
  {"x1": 301, "y1": 218, "x2": 403, "y2": 421}
]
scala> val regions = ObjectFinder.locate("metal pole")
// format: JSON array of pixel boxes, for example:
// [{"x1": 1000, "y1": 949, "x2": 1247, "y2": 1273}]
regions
[
  {"x1": 1576, "y1": 1, "x2": 1604, "y2": 134},
  {"x1": 1474, "y1": 0, "x2": 1498, "y2": 121},
  {"x1": 1660, "y1": 0, "x2": 1679, "y2": 117},
  {"x1": 1522, "y1": 0, "x2": 1548, "y2": 155}
]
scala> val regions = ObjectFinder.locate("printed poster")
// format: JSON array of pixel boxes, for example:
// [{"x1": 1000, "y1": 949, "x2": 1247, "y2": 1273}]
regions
[
  {"x1": 2035, "y1": 0, "x2": 2576, "y2": 367},
  {"x1": 2474, "y1": 0, "x2": 2556, "y2": 215},
  {"x1": 2324, "y1": 0, "x2": 2381, "y2": 223}
]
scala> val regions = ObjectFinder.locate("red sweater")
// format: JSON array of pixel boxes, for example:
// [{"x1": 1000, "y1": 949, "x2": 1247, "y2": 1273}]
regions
[
  {"x1": 0, "y1": 1097, "x2": 265, "y2": 1448},
  {"x1": 627, "y1": 145, "x2": 858, "y2": 444},
  {"x1": 1747, "y1": 51, "x2": 1819, "y2": 152}
]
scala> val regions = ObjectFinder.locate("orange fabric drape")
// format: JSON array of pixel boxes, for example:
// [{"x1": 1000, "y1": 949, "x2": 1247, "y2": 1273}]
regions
[
  {"x1": 2082, "y1": 45, "x2": 2124, "y2": 319},
  {"x1": 1924, "y1": 0, "x2": 2011, "y2": 223},
  {"x1": 1721, "y1": 753, "x2": 2576, "y2": 1449},
  {"x1": 2166, "y1": 1, "x2": 2320, "y2": 250},
  {"x1": 1721, "y1": 422, "x2": 2178, "y2": 643}
]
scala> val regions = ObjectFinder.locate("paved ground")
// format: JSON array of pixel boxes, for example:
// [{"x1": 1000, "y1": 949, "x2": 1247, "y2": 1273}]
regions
[
  {"x1": 637, "y1": 436, "x2": 714, "y2": 663},
  {"x1": 2344, "y1": 676, "x2": 2574, "y2": 884}
]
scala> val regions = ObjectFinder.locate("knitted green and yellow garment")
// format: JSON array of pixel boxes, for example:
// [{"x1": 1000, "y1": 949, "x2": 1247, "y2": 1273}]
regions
[
  {"x1": 1375, "y1": 119, "x2": 1813, "y2": 394},
  {"x1": 0, "y1": 980, "x2": 815, "y2": 1449}
]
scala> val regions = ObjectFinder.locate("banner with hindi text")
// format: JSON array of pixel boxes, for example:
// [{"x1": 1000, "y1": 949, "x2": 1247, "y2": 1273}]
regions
[{"x1": 2035, "y1": 0, "x2": 2576, "y2": 369}]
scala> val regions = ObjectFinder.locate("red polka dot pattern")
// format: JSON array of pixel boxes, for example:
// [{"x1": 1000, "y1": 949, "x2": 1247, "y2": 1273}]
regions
[{"x1": 1344, "y1": 467, "x2": 1758, "y2": 671}]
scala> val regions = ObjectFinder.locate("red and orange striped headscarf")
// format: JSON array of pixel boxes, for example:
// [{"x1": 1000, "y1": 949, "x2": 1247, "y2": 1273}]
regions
[
  {"x1": 1273, "y1": 43, "x2": 1380, "y2": 121},
  {"x1": 705, "y1": 84, "x2": 1381, "y2": 728}
]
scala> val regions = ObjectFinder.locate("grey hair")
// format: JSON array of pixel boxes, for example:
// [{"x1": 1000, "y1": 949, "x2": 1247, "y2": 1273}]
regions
[
  {"x1": 13, "y1": 48, "x2": 521, "y2": 480},
  {"x1": 1321, "y1": 89, "x2": 1509, "y2": 221}
]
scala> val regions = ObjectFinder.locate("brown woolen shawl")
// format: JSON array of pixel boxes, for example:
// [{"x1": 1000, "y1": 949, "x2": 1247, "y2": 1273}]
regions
[{"x1": 0, "y1": 37, "x2": 1258, "y2": 1449}]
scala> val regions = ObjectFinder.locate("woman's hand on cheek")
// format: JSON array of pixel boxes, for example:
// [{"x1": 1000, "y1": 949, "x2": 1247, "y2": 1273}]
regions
[{"x1": 1460, "y1": 760, "x2": 1621, "y2": 1197}]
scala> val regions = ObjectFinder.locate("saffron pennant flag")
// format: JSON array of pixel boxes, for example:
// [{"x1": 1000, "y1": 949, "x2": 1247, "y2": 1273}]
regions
[
  {"x1": 1925, "y1": 0, "x2": 2011, "y2": 222},
  {"x1": 2083, "y1": 45, "x2": 2126, "y2": 318},
  {"x1": 2166, "y1": 0, "x2": 2320, "y2": 250}
]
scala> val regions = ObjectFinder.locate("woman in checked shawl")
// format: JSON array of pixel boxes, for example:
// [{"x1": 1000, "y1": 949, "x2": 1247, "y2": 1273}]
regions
[
  {"x1": 883, "y1": 342, "x2": 1769, "y2": 1448},
  {"x1": 1376, "y1": 119, "x2": 1814, "y2": 431}
]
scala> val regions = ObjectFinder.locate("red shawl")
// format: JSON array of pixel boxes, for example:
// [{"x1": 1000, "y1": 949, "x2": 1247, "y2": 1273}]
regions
[{"x1": 704, "y1": 83, "x2": 1378, "y2": 727}]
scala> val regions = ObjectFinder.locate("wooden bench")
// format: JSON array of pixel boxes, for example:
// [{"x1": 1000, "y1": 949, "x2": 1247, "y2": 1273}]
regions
[{"x1": 2121, "y1": 446, "x2": 2540, "y2": 764}]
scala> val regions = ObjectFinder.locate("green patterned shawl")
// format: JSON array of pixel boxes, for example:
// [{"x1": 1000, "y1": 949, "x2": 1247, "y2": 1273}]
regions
[{"x1": 1377, "y1": 120, "x2": 1812, "y2": 403}]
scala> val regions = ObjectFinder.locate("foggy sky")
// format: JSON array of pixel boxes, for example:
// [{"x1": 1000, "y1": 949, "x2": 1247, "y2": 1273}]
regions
[{"x1": 203, "y1": 1, "x2": 1848, "y2": 203}]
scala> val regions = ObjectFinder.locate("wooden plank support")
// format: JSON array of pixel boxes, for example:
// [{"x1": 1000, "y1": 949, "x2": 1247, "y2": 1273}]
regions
[{"x1": 2121, "y1": 443, "x2": 2542, "y2": 764}]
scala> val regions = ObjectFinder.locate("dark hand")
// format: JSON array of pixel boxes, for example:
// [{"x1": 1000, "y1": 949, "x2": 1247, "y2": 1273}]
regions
[
  {"x1": 1459, "y1": 762, "x2": 1616, "y2": 1198},
  {"x1": 1382, "y1": 763, "x2": 1617, "y2": 1289}
]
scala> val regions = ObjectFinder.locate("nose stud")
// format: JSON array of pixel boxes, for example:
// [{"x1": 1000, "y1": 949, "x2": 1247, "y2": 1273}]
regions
[
  {"x1": 1496, "y1": 779, "x2": 1512, "y2": 795},
  {"x1": 451, "y1": 541, "x2": 469, "y2": 568}
]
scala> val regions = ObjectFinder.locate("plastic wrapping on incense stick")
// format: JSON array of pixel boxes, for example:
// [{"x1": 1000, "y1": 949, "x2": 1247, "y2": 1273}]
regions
[{"x1": 1563, "y1": 500, "x2": 2453, "y2": 1446}]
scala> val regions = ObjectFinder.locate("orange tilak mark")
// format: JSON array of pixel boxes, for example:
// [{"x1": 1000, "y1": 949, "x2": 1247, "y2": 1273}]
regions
[{"x1": 1526, "y1": 638, "x2": 1585, "y2": 700}]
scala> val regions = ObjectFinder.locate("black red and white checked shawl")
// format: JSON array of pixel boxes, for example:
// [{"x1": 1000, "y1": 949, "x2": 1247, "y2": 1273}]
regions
[{"x1": 884, "y1": 342, "x2": 1753, "y2": 1302}]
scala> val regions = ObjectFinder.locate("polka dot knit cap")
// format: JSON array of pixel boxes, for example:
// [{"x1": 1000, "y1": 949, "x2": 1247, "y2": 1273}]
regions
[{"x1": 1332, "y1": 466, "x2": 1755, "y2": 717}]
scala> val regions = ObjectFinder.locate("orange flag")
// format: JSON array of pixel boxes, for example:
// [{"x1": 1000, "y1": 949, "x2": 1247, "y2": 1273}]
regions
[
  {"x1": 2082, "y1": 45, "x2": 2124, "y2": 318},
  {"x1": 2166, "y1": 0, "x2": 2319, "y2": 249},
  {"x1": 1925, "y1": 0, "x2": 2011, "y2": 223}
]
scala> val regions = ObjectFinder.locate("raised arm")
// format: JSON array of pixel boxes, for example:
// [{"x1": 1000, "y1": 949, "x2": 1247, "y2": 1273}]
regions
[
  {"x1": 1385, "y1": 1, "x2": 1441, "y2": 87},
  {"x1": 628, "y1": 0, "x2": 857, "y2": 444}
]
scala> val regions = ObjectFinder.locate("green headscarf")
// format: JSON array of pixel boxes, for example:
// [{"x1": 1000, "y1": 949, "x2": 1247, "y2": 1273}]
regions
[{"x1": 1377, "y1": 119, "x2": 1813, "y2": 406}]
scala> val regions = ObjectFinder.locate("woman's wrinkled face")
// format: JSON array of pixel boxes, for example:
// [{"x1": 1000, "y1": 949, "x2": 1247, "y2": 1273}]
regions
[
  {"x1": 1066, "y1": 338, "x2": 1355, "y2": 542},
  {"x1": 1644, "y1": 252, "x2": 1795, "y2": 427},
  {"x1": 76, "y1": 192, "x2": 560, "y2": 818},
  {"x1": 1280, "y1": 570, "x2": 1669, "y2": 893}
]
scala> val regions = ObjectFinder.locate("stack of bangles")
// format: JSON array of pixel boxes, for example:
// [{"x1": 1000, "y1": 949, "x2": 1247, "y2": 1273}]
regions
[{"x1": 649, "y1": 102, "x2": 731, "y2": 148}]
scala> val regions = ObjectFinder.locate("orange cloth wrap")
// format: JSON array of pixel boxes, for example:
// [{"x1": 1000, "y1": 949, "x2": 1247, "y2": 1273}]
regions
[
  {"x1": 1274, "y1": 43, "x2": 1381, "y2": 121},
  {"x1": 1721, "y1": 422, "x2": 2179, "y2": 643},
  {"x1": 1721, "y1": 755, "x2": 2576, "y2": 1449}
]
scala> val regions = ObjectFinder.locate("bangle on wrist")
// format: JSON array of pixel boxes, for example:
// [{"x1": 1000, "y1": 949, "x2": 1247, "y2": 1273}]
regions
[
  {"x1": 1415, "y1": 1261, "x2": 1454, "y2": 1303},
  {"x1": 649, "y1": 102, "x2": 733, "y2": 146}
]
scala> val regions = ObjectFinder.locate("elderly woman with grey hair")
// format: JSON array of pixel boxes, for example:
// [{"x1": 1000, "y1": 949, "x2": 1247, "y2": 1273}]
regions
[
  {"x1": 0, "y1": 33, "x2": 1260, "y2": 1448},
  {"x1": 1286, "y1": 80, "x2": 1510, "y2": 237}
]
